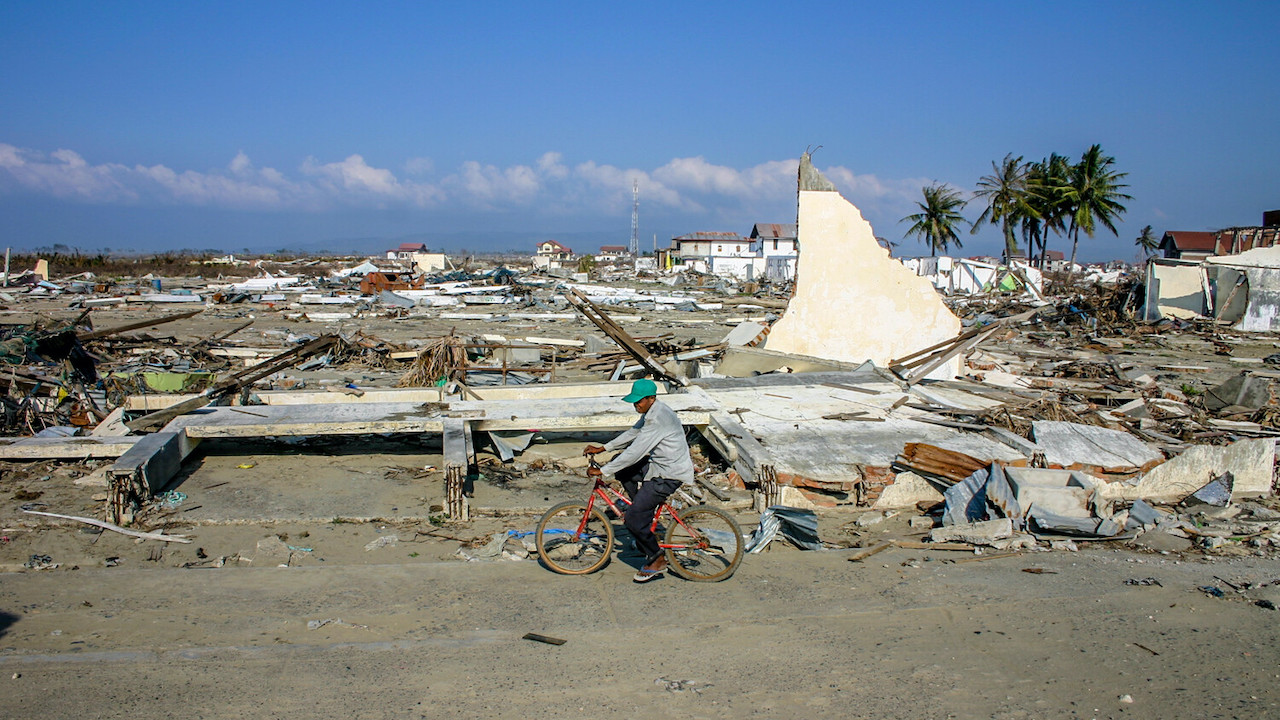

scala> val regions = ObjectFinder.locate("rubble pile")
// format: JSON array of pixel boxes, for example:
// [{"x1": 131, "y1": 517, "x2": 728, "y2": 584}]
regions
[{"x1": 3, "y1": 162, "x2": 1280, "y2": 571}]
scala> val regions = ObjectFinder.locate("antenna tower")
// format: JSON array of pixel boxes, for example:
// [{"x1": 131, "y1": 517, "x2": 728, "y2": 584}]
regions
[{"x1": 629, "y1": 179, "x2": 639, "y2": 255}]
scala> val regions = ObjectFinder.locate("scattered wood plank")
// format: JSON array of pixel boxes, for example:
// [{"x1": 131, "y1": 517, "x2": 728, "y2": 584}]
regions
[
  {"x1": 847, "y1": 541, "x2": 895, "y2": 563},
  {"x1": 521, "y1": 633, "x2": 567, "y2": 646},
  {"x1": 77, "y1": 309, "x2": 204, "y2": 341}
]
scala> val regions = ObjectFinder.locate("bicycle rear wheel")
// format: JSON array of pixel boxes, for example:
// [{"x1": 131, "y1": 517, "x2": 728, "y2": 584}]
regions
[
  {"x1": 664, "y1": 505, "x2": 743, "y2": 582},
  {"x1": 536, "y1": 502, "x2": 614, "y2": 575}
]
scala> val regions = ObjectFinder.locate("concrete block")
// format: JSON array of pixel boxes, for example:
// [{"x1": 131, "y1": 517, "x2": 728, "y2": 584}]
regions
[
  {"x1": 873, "y1": 470, "x2": 944, "y2": 509},
  {"x1": 1203, "y1": 372, "x2": 1273, "y2": 413},
  {"x1": 908, "y1": 515, "x2": 935, "y2": 530},
  {"x1": 582, "y1": 335, "x2": 614, "y2": 354},
  {"x1": 1131, "y1": 530, "x2": 1193, "y2": 553},
  {"x1": 991, "y1": 534, "x2": 1040, "y2": 551},
  {"x1": 249, "y1": 536, "x2": 293, "y2": 567},
  {"x1": 1004, "y1": 467, "x2": 1099, "y2": 519},
  {"x1": 778, "y1": 485, "x2": 818, "y2": 510},
  {"x1": 494, "y1": 342, "x2": 542, "y2": 365},
  {"x1": 929, "y1": 517, "x2": 1013, "y2": 545}
]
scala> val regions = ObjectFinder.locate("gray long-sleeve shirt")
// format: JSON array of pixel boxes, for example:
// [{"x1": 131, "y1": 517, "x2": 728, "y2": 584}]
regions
[{"x1": 599, "y1": 399, "x2": 695, "y2": 484}]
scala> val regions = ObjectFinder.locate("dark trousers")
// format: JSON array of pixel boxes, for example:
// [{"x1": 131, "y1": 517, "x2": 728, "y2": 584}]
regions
[{"x1": 616, "y1": 460, "x2": 682, "y2": 563}]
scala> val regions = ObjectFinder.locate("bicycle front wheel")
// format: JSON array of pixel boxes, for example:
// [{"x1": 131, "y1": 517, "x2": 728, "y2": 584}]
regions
[
  {"x1": 664, "y1": 505, "x2": 743, "y2": 582},
  {"x1": 536, "y1": 502, "x2": 615, "y2": 575}
]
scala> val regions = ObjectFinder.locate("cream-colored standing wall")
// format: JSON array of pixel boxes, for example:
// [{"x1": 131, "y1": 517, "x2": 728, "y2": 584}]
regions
[{"x1": 766, "y1": 174, "x2": 962, "y2": 379}]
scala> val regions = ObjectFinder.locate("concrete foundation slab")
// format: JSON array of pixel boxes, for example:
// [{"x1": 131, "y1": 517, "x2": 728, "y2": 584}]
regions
[{"x1": 1032, "y1": 421, "x2": 1164, "y2": 471}]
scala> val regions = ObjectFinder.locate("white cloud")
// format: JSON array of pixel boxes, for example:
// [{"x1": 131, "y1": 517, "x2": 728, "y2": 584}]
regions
[
  {"x1": 228, "y1": 151, "x2": 252, "y2": 175},
  {"x1": 301, "y1": 154, "x2": 402, "y2": 196},
  {"x1": 0, "y1": 141, "x2": 923, "y2": 226},
  {"x1": 0, "y1": 143, "x2": 137, "y2": 202},
  {"x1": 537, "y1": 152, "x2": 569, "y2": 180},
  {"x1": 446, "y1": 160, "x2": 541, "y2": 208}
]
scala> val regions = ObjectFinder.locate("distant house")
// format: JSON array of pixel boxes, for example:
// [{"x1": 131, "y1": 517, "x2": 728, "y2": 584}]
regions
[
  {"x1": 386, "y1": 242, "x2": 429, "y2": 261},
  {"x1": 1160, "y1": 214, "x2": 1280, "y2": 261},
  {"x1": 384, "y1": 242, "x2": 447, "y2": 273},
  {"x1": 749, "y1": 223, "x2": 798, "y2": 281},
  {"x1": 667, "y1": 231, "x2": 753, "y2": 277},
  {"x1": 535, "y1": 240, "x2": 574, "y2": 260},
  {"x1": 661, "y1": 227, "x2": 801, "y2": 281},
  {"x1": 598, "y1": 245, "x2": 629, "y2": 258},
  {"x1": 532, "y1": 239, "x2": 575, "y2": 270},
  {"x1": 1042, "y1": 250, "x2": 1068, "y2": 272},
  {"x1": 1159, "y1": 231, "x2": 1220, "y2": 261}
]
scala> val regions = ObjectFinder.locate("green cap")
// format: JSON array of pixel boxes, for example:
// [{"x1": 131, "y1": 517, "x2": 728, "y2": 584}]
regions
[{"x1": 622, "y1": 378, "x2": 658, "y2": 403}]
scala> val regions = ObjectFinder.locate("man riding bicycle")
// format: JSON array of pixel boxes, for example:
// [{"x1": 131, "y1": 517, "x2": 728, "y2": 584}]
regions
[{"x1": 584, "y1": 377, "x2": 694, "y2": 583}]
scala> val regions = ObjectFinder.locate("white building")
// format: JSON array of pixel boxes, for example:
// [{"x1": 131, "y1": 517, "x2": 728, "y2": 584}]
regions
[
  {"x1": 665, "y1": 225, "x2": 798, "y2": 281},
  {"x1": 749, "y1": 223, "x2": 798, "y2": 282},
  {"x1": 384, "y1": 242, "x2": 447, "y2": 273},
  {"x1": 533, "y1": 239, "x2": 575, "y2": 270}
]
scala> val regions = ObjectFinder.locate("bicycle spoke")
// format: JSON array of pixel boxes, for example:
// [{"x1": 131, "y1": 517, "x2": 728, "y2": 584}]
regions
[
  {"x1": 664, "y1": 507, "x2": 744, "y2": 582},
  {"x1": 536, "y1": 502, "x2": 614, "y2": 575}
]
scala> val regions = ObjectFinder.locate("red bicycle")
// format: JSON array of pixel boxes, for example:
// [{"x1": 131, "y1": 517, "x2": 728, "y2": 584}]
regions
[{"x1": 535, "y1": 458, "x2": 743, "y2": 582}]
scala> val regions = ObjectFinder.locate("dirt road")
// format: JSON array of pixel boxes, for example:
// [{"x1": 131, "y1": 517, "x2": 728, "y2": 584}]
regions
[{"x1": 2, "y1": 541, "x2": 1277, "y2": 720}]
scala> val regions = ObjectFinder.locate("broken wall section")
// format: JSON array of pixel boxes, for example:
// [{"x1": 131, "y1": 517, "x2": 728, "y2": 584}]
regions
[{"x1": 766, "y1": 154, "x2": 962, "y2": 379}]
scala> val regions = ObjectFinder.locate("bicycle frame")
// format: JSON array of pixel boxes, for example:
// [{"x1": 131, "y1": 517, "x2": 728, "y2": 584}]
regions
[{"x1": 578, "y1": 474, "x2": 706, "y2": 551}]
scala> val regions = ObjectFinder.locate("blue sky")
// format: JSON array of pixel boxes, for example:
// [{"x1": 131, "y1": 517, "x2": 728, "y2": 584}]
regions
[{"x1": 1, "y1": 2, "x2": 1276, "y2": 261}]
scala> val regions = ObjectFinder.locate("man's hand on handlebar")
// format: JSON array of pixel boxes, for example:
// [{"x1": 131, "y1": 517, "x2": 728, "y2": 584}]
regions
[
  {"x1": 587, "y1": 465, "x2": 603, "y2": 479},
  {"x1": 583, "y1": 444, "x2": 606, "y2": 457}
]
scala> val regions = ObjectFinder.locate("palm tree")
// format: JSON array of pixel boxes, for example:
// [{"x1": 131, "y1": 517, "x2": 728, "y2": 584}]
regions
[
  {"x1": 902, "y1": 183, "x2": 970, "y2": 257},
  {"x1": 1135, "y1": 224, "x2": 1159, "y2": 258},
  {"x1": 1064, "y1": 145, "x2": 1131, "y2": 282},
  {"x1": 972, "y1": 154, "x2": 1026, "y2": 262},
  {"x1": 1023, "y1": 153, "x2": 1072, "y2": 269}
]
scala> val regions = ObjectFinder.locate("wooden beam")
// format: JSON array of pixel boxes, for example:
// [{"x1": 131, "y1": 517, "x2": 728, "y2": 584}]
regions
[
  {"x1": 120, "y1": 379, "x2": 665, "y2": 410},
  {"x1": 902, "y1": 325, "x2": 1000, "y2": 386},
  {"x1": 89, "y1": 406, "x2": 131, "y2": 437},
  {"x1": 565, "y1": 287, "x2": 687, "y2": 386},
  {"x1": 77, "y1": 309, "x2": 204, "y2": 341},
  {"x1": 443, "y1": 418, "x2": 470, "y2": 521}
]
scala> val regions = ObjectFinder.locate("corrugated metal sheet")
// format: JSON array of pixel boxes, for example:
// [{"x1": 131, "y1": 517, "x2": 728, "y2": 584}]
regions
[{"x1": 751, "y1": 223, "x2": 797, "y2": 240}]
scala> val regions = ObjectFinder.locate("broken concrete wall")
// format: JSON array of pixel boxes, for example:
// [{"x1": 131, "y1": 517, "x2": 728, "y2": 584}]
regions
[
  {"x1": 767, "y1": 155, "x2": 962, "y2": 379},
  {"x1": 1226, "y1": 268, "x2": 1280, "y2": 332},
  {"x1": 1208, "y1": 265, "x2": 1249, "y2": 325},
  {"x1": 1142, "y1": 259, "x2": 1206, "y2": 321},
  {"x1": 1100, "y1": 438, "x2": 1276, "y2": 504},
  {"x1": 1144, "y1": 249, "x2": 1280, "y2": 330}
]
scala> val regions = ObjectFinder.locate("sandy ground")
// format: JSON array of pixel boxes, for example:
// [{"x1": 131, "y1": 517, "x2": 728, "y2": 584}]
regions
[
  {"x1": 3, "y1": 444, "x2": 1280, "y2": 720},
  {"x1": 2, "y1": 529, "x2": 1279, "y2": 720}
]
